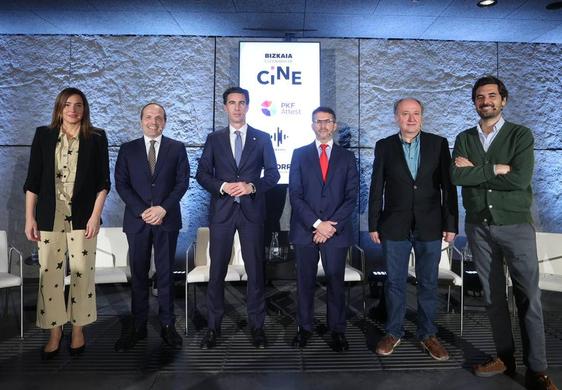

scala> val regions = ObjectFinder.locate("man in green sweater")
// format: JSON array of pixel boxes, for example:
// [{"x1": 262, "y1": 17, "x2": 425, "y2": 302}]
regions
[{"x1": 451, "y1": 76, "x2": 557, "y2": 390}]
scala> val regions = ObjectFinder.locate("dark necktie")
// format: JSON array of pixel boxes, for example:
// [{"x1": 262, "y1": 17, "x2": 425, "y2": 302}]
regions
[
  {"x1": 320, "y1": 144, "x2": 329, "y2": 183},
  {"x1": 234, "y1": 131, "x2": 242, "y2": 203},
  {"x1": 148, "y1": 140, "x2": 156, "y2": 175},
  {"x1": 234, "y1": 130, "x2": 242, "y2": 167}
]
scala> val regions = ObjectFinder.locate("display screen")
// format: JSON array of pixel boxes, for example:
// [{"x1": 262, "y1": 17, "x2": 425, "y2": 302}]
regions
[{"x1": 239, "y1": 41, "x2": 320, "y2": 184}]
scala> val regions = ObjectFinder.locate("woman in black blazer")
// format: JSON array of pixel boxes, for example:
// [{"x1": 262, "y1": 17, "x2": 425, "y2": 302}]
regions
[{"x1": 24, "y1": 88, "x2": 110, "y2": 359}]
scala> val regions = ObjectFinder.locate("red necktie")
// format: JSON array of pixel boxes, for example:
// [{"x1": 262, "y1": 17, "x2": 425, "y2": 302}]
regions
[{"x1": 320, "y1": 144, "x2": 329, "y2": 183}]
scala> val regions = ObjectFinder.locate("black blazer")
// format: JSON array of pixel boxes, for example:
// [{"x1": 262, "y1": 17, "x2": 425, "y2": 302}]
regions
[
  {"x1": 368, "y1": 132, "x2": 458, "y2": 241},
  {"x1": 23, "y1": 126, "x2": 111, "y2": 231}
]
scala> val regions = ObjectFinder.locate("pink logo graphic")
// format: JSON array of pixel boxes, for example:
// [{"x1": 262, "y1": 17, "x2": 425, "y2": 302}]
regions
[{"x1": 261, "y1": 100, "x2": 276, "y2": 117}]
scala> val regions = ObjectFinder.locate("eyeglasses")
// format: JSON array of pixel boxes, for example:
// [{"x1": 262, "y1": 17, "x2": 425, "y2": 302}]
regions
[{"x1": 313, "y1": 119, "x2": 335, "y2": 126}]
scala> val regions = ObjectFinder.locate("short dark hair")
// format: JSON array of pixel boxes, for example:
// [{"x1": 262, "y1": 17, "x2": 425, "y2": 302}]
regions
[
  {"x1": 223, "y1": 87, "x2": 250, "y2": 105},
  {"x1": 393, "y1": 97, "x2": 424, "y2": 115},
  {"x1": 472, "y1": 76, "x2": 508, "y2": 102},
  {"x1": 140, "y1": 102, "x2": 167, "y2": 121},
  {"x1": 312, "y1": 106, "x2": 336, "y2": 122}
]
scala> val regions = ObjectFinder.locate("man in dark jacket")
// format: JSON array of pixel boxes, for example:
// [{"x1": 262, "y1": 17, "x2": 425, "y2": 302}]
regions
[{"x1": 369, "y1": 97, "x2": 458, "y2": 361}]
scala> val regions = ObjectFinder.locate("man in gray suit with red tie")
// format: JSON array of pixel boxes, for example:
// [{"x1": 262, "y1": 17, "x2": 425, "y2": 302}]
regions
[
  {"x1": 114, "y1": 103, "x2": 189, "y2": 351},
  {"x1": 289, "y1": 106, "x2": 359, "y2": 352},
  {"x1": 196, "y1": 87, "x2": 280, "y2": 349}
]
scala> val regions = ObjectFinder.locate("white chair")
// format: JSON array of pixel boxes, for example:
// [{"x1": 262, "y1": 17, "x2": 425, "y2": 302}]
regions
[
  {"x1": 184, "y1": 227, "x2": 243, "y2": 334},
  {"x1": 536, "y1": 232, "x2": 562, "y2": 292},
  {"x1": 0, "y1": 231, "x2": 24, "y2": 338},
  {"x1": 408, "y1": 240, "x2": 464, "y2": 335},
  {"x1": 64, "y1": 227, "x2": 129, "y2": 285},
  {"x1": 504, "y1": 232, "x2": 562, "y2": 315}
]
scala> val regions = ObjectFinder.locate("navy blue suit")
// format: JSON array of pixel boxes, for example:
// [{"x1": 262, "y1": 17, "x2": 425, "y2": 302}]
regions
[
  {"x1": 196, "y1": 126, "x2": 279, "y2": 330},
  {"x1": 115, "y1": 136, "x2": 189, "y2": 327},
  {"x1": 289, "y1": 142, "x2": 359, "y2": 333}
]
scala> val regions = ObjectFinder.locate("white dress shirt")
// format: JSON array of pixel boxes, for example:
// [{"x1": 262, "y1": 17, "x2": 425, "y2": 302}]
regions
[{"x1": 144, "y1": 134, "x2": 163, "y2": 160}]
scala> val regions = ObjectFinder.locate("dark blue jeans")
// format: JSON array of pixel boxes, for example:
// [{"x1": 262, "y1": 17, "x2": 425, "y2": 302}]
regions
[{"x1": 383, "y1": 237, "x2": 441, "y2": 340}]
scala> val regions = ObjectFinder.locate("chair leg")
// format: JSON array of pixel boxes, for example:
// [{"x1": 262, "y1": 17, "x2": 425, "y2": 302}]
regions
[
  {"x1": 185, "y1": 282, "x2": 188, "y2": 335},
  {"x1": 20, "y1": 283, "x2": 24, "y2": 339},
  {"x1": 362, "y1": 281, "x2": 366, "y2": 319},
  {"x1": 446, "y1": 286, "x2": 451, "y2": 313},
  {"x1": 460, "y1": 284, "x2": 464, "y2": 337},
  {"x1": 2, "y1": 289, "x2": 7, "y2": 317},
  {"x1": 346, "y1": 283, "x2": 351, "y2": 314}
]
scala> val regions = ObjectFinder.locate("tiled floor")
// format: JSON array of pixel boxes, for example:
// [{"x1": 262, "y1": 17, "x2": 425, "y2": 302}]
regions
[{"x1": 0, "y1": 281, "x2": 560, "y2": 389}]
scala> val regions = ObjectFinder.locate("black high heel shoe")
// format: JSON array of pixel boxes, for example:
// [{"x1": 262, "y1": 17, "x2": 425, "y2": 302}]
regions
[
  {"x1": 69, "y1": 343, "x2": 86, "y2": 356},
  {"x1": 70, "y1": 331, "x2": 86, "y2": 356},
  {"x1": 41, "y1": 331, "x2": 63, "y2": 360}
]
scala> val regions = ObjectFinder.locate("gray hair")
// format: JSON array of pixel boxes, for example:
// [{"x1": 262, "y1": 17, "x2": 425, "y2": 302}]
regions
[{"x1": 393, "y1": 97, "x2": 424, "y2": 115}]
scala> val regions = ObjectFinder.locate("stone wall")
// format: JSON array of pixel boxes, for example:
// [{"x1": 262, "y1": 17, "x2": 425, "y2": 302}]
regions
[{"x1": 1, "y1": 35, "x2": 560, "y2": 276}]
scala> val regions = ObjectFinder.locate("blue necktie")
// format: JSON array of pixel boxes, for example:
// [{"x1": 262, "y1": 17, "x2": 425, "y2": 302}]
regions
[
  {"x1": 234, "y1": 130, "x2": 242, "y2": 167},
  {"x1": 234, "y1": 131, "x2": 242, "y2": 203}
]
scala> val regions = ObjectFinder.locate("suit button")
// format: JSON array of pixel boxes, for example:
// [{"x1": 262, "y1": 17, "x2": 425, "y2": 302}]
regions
[
  {"x1": 488, "y1": 189, "x2": 492, "y2": 193},
  {"x1": 151, "y1": 183, "x2": 155, "y2": 187},
  {"x1": 489, "y1": 204, "x2": 493, "y2": 209},
  {"x1": 319, "y1": 210, "x2": 324, "y2": 214},
  {"x1": 413, "y1": 185, "x2": 418, "y2": 190}
]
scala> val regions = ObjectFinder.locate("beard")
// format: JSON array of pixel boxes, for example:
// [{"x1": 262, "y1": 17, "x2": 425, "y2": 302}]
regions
[{"x1": 477, "y1": 104, "x2": 502, "y2": 119}]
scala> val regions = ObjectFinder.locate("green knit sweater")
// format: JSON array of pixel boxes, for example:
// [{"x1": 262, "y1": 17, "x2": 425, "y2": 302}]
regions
[{"x1": 451, "y1": 121, "x2": 534, "y2": 225}]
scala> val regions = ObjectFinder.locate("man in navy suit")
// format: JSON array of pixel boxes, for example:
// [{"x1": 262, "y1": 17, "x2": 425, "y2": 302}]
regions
[
  {"x1": 114, "y1": 103, "x2": 189, "y2": 350},
  {"x1": 289, "y1": 106, "x2": 359, "y2": 352},
  {"x1": 196, "y1": 87, "x2": 280, "y2": 349},
  {"x1": 369, "y1": 98, "x2": 457, "y2": 361}
]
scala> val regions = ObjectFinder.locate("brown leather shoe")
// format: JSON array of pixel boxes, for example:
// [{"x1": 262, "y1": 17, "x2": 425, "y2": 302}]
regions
[
  {"x1": 420, "y1": 336, "x2": 449, "y2": 361},
  {"x1": 375, "y1": 334, "x2": 401, "y2": 356},
  {"x1": 473, "y1": 357, "x2": 516, "y2": 377},
  {"x1": 525, "y1": 370, "x2": 559, "y2": 390}
]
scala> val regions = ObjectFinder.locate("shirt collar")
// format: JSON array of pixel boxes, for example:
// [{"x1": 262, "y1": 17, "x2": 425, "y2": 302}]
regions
[
  {"x1": 229, "y1": 123, "x2": 248, "y2": 135},
  {"x1": 58, "y1": 128, "x2": 79, "y2": 141},
  {"x1": 144, "y1": 134, "x2": 163, "y2": 145},
  {"x1": 477, "y1": 116, "x2": 505, "y2": 136},
  {"x1": 315, "y1": 139, "x2": 334, "y2": 149},
  {"x1": 398, "y1": 131, "x2": 420, "y2": 145}
]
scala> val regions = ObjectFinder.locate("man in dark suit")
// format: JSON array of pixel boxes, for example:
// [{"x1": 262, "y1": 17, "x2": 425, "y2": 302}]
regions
[
  {"x1": 196, "y1": 87, "x2": 280, "y2": 349},
  {"x1": 369, "y1": 98, "x2": 458, "y2": 361},
  {"x1": 289, "y1": 106, "x2": 359, "y2": 352},
  {"x1": 114, "y1": 102, "x2": 189, "y2": 350}
]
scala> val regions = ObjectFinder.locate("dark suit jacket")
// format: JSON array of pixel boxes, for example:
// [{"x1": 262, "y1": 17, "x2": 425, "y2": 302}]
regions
[
  {"x1": 289, "y1": 142, "x2": 359, "y2": 247},
  {"x1": 368, "y1": 132, "x2": 458, "y2": 241},
  {"x1": 114, "y1": 136, "x2": 189, "y2": 234},
  {"x1": 23, "y1": 126, "x2": 111, "y2": 231},
  {"x1": 195, "y1": 126, "x2": 280, "y2": 224}
]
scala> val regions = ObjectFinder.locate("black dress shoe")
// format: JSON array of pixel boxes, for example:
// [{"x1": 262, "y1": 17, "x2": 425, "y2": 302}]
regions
[
  {"x1": 114, "y1": 325, "x2": 147, "y2": 352},
  {"x1": 330, "y1": 332, "x2": 349, "y2": 352},
  {"x1": 161, "y1": 324, "x2": 183, "y2": 349},
  {"x1": 200, "y1": 329, "x2": 219, "y2": 349},
  {"x1": 251, "y1": 328, "x2": 267, "y2": 349},
  {"x1": 292, "y1": 329, "x2": 312, "y2": 349}
]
